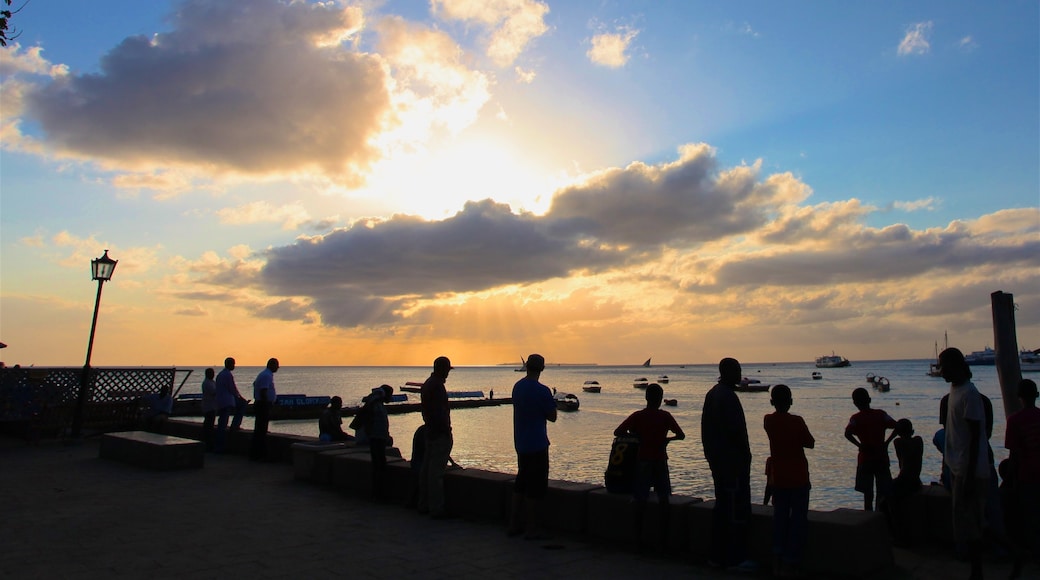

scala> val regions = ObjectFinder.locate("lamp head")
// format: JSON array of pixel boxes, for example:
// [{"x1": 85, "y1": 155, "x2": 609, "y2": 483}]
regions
[{"x1": 91, "y1": 250, "x2": 118, "y2": 281}]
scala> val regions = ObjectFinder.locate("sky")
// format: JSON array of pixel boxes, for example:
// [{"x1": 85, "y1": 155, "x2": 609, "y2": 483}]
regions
[{"x1": 0, "y1": 0, "x2": 1037, "y2": 368}]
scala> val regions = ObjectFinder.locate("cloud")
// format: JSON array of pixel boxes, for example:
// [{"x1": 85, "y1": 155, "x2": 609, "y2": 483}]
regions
[
  {"x1": 586, "y1": 27, "x2": 639, "y2": 68},
  {"x1": 958, "y1": 36, "x2": 979, "y2": 52},
  {"x1": 898, "y1": 21, "x2": 933, "y2": 56},
  {"x1": 216, "y1": 201, "x2": 314, "y2": 231},
  {"x1": 432, "y1": 0, "x2": 550, "y2": 67},
  {"x1": 13, "y1": 1, "x2": 390, "y2": 182},
  {"x1": 893, "y1": 197, "x2": 939, "y2": 212},
  {"x1": 515, "y1": 66, "x2": 537, "y2": 83},
  {"x1": 0, "y1": 43, "x2": 68, "y2": 77}
]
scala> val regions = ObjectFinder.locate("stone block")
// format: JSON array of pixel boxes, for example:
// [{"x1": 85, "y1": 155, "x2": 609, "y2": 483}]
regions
[
  {"x1": 587, "y1": 488, "x2": 703, "y2": 554},
  {"x1": 291, "y1": 442, "x2": 356, "y2": 482},
  {"x1": 802, "y1": 508, "x2": 893, "y2": 578},
  {"x1": 99, "y1": 430, "x2": 204, "y2": 470},
  {"x1": 444, "y1": 467, "x2": 514, "y2": 522},
  {"x1": 540, "y1": 479, "x2": 601, "y2": 533},
  {"x1": 331, "y1": 451, "x2": 406, "y2": 496}
]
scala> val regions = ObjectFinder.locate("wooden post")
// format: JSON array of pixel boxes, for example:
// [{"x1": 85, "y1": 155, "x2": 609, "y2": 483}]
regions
[{"x1": 991, "y1": 291, "x2": 1022, "y2": 419}]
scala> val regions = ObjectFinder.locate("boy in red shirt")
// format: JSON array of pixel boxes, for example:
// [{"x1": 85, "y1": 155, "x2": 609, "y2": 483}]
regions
[
  {"x1": 614, "y1": 382, "x2": 685, "y2": 551},
  {"x1": 763, "y1": 384, "x2": 815, "y2": 577},
  {"x1": 844, "y1": 387, "x2": 898, "y2": 511}
]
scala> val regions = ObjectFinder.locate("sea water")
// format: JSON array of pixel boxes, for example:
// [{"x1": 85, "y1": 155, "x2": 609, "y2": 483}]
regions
[{"x1": 174, "y1": 360, "x2": 1017, "y2": 511}]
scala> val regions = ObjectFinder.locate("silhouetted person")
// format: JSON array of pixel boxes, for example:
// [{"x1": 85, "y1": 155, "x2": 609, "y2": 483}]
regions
[
  {"x1": 1004, "y1": 378, "x2": 1040, "y2": 578},
  {"x1": 365, "y1": 385, "x2": 394, "y2": 501},
  {"x1": 419, "y1": 356, "x2": 453, "y2": 519},
  {"x1": 763, "y1": 384, "x2": 814, "y2": 577},
  {"x1": 142, "y1": 385, "x2": 172, "y2": 429},
  {"x1": 885, "y1": 418, "x2": 923, "y2": 545},
  {"x1": 614, "y1": 382, "x2": 684, "y2": 552},
  {"x1": 933, "y1": 394, "x2": 952, "y2": 490},
  {"x1": 508, "y1": 354, "x2": 558, "y2": 539},
  {"x1": 249, "y1": 358, "x2": 279, "y2": 461},
  {"x1": 702, "y1": 357, "x2": 756, "y2": 572},
  {"x1": 318, "y1": 396, "x2": 351, "y2": 442},
  {"x1": 215, "y1": 357, "x2": 246, "y2": 453},
  {"x1": 940, "y1": 347, "x2": 987, "y2": 580},
  {"x1": 844, "y1": 387, "x2": 897, "y2": 511},
  {"x1": 200, "y1": 368, "x2": 218, "y2": 451}
]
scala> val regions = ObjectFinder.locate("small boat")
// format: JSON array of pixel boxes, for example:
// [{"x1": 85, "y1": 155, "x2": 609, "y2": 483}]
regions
[
  {"x1": 865, "y1": 373, "x2": 876, "y2": 384},
  {"x1": 1021, "y1": 349, "x2": 1040, "y2": 373},
  {"x1": 735, "y1": 377, "x2": 770, "y2": 392},
  {"x1": 400, "y1": 381, "x2": 424, "y2": 393},
  {"x1": 582, "y1": 380, "x2": 602, "y2": 393},
  {"x1": 874, "y1": 377, "x2": 891, "y2": 392},
  {"x1": 515, "y1": 355, "x2": 527, "y2": 372},
  {"x1": 815, "y1": 352, "x2": 851, "y2": 368},
  {"x1": 811, "y1": 371, "x2": 822, "y2": 380},
  {"x1": 657, "y1": 375, "x2": 670, "y2": 384},
  {"x1": 663, "y1": 399, "x2": 677, "y2": 407},
  {"x1": 965, "y1": 347, "x2": 996, "y2": 366},
  {"x1": 927, "y1": 332, "x2": 948, "y2": 377},
  {"x1": 633, "y1": 377, "x2": 649, "y2": 389},
  {"x1": 642, "y1": 357, "x2": 652, "y2": 368},
  {"x1": 554, "y1": 392, "x2": 580, "y2": 412}
]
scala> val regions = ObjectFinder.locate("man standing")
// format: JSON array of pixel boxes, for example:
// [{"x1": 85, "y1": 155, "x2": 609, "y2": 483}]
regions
[
  {"x1": 250, "y1": 358, "x2": 279, "y2": 461},
  {"x1": 701, "y1": 357, "x2": 756, "y2": 572},
  {"x1": 214, "y1": 357, "x2": 246, "y2": 453},
  {"x1": 1005, "y1": 378, "x2": 1039, "y2": 576},
  {"x1": 940, "y1": 347, "x2": 988, "y2": 580},
  {"x1": 508, "y1": 354, "x2": 558, "y2": 539},
  {"x1": 419, "y1": 356, "x2": 453, "y2": 519}
]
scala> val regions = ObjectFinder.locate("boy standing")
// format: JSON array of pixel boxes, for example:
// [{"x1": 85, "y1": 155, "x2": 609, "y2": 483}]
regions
[
  {"x1": 844, "y1": 387, "x2": 897, "y2": 511},
  {"x1": 614, "y1": 382, "x2": 685, "y2": 551},
  {"x1": 885, "y1": 418, "x2": 923, "y2": 545},
  {"x1": 763, "y1": 384, "x2": 815, "y2": 577}
]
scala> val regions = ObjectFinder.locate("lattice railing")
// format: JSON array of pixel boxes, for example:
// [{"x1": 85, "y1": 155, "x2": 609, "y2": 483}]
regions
[{"x1": 0, "y1": 367, "x2": 181, "y2": 435}]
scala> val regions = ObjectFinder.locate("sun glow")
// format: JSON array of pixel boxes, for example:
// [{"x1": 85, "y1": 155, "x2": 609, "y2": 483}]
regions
[{"x1": 362, "y1": 134, "x2": 568, "y2": 219}]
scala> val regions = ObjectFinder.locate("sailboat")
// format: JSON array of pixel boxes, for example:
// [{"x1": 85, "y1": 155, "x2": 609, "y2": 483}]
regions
[
  {"x1": 927, "y1": 331, "x2": 948, "y2": 377},
  {"x1": 642, "y1": 357, "x2": 651, "y2": 368},
  {"x1": 515, "y1": 355, "x2": 527, "y2": 372}
]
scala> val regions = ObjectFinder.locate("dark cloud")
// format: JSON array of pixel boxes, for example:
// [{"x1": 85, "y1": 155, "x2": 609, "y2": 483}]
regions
[
  {"x1": 24, "y1": 0, "x2": 390, "y2": 179},
  {"x1": 257, "y1": 199, "x2": 629, "y2": 325}
]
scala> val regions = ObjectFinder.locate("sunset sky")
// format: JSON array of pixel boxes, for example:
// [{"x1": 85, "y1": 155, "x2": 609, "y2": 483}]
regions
[{"x1": 1, "y1": 0, "x2": 1037, "y2": 368}]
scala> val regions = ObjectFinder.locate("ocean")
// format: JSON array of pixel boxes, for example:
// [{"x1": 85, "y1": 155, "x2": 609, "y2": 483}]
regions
[{"x1": 173, "y1": 359, "x2": 1020, "y2": 511}]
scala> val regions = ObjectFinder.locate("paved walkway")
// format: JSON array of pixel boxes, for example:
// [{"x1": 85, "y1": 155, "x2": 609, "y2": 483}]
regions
[{"x1": 0, "y1": 436, "x2": 1029, "y2": 579}]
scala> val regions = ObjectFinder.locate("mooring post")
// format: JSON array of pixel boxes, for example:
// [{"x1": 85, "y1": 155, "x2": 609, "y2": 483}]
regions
[{"x1": 991, "y1": 290, "x2": 1023, "y2": 419}]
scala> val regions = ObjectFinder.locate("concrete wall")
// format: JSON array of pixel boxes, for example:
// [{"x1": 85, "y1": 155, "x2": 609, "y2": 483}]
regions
[{"x1": 160, "y1": 420, "x2": 910, "y2": 578}]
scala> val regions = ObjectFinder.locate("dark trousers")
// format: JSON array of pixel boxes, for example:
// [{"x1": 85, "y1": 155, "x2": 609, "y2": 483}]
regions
[
  {"x1": 369, "y1": 438, "x2": 388, "y2": 498},
  {"x1": 710, "y1": 471, "x2": 751, "y2": 567},
  {"x1": 772, "y1": 486, "x2": 810, "y2": 564},
  {"x1": 202, "y1": 411, "x2": 216, "y2": 451},
  {"x1": 250, "y1": 401, "x2": 271, "y2": 460}
]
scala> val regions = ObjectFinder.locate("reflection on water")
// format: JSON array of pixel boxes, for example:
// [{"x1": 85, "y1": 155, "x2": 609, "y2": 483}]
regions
[{"x1": 177, "y1": 360, "x2": 1014, "y2": 511}]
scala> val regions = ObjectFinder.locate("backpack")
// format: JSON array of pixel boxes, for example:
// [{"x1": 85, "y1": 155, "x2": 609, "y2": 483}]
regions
[{"x1": 604, "y1": 434, "x2": 640, "y2": 493}]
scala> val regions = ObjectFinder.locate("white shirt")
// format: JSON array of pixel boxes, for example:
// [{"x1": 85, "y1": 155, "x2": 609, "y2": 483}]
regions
[
  {"x1": 944, "y1": 380, "x2": 989, "y2": 478},
  {"x1": 253, "y1": 368, "x2": 277, "y2": 403}
]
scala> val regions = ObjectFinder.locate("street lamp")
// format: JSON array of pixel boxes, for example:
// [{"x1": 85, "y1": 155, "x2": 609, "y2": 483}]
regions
[{"x1": 70, "y1": 250, "x2": 118, "y2": 437}]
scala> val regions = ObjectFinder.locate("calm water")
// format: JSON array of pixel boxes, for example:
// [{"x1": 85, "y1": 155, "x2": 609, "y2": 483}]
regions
[{"x1": 174, "y1": 360, "x2": 1018, "y2": 511}]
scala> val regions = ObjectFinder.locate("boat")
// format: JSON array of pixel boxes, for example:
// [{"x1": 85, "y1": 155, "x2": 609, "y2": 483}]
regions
[
  {"x1": 865, "y1": 373, "x2": 876, "y2": 383},
  {"x1": 657, "y1": 375, "x2": 669, "y2": 384},
  {"x1": 400, "y1": 381, "x2": 424, "y2": 393},
  {"x1": 874, "y1": 377, "x2": 891, "y2": 392},
  {"x1": 815, "y1": 352, "x2": 851, "y2": 368},
  {"x1": 642, "y1": 358, "x2": 652, "y2": 368},
  {"x1": 515, "y1": 355, "x2": 527, "y2": 372},
  {"x1": 1022, "y1": 349, "x2": 1040, "y2": 373},
  {"x1": 633, "y1": 377, "x2": 649, "y2": 389},
  {"x1": 736, "y1": 377, "x2": 770, "y2": 392},
  {"x1": 582, "y1": 380, "x2": 602, "y2": 393},
  {"x1": 811, "y1": 371, "x2": 822, "y2": 380},
  {"x1": 554, "y1": 392, "x2": 580, "y2": 412},
  {"x1": 965, "y1": 347, "x2": 996, "y2": 366},
  {"x1": 663, "y1": 399, "x2": 677, "y2": 407},
  {"x1": 927, "y1": 332, "x2": 948, "y2": 377}
]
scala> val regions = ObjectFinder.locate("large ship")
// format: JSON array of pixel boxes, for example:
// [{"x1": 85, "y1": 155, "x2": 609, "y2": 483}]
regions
[
  {"x1": 815, "y1": 353, "x2": 851, "y2": 368},
  {"x1": 964, "y1": 347, "x2": 996, "y2": 366}
]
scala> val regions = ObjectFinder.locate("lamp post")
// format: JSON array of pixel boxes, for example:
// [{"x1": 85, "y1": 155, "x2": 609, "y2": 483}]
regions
[{"x1": 70, "y1": 250, "x2": 118, "y2": 438}]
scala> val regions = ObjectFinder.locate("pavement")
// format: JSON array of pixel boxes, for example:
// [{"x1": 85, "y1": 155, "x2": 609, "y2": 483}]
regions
[{"x1": 1, "y1": 435, "x2": 1031, "y2": 580}]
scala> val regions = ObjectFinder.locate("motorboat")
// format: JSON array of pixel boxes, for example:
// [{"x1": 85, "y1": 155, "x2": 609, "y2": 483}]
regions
[
  {"x1": 1022, "y1": 349, "x2": 1040, "y2": 373},
  {"x1": 736, "y1": 377, "x2": 769, "y2": 392},
  {"x1": 815, "y1": 352, "x2": 851, "y2": 368},
  {"x1": 811, "y1": 371, "x2": 822, "y2": 380},
  {"x1": 657, "y1": 375, "x2": 670, "y2": 384},
  {"x1": 554, "y1": 392, "x2": 580, "y2": 412},
  {"x1": 965, "y1": 347, "x2": 996, "y2": 366},
  {"x1": 867, "y1": 374, "x2": 890, "y2": 392},
  {"x1": 633, "y1": 377, "x2": 649, "y2": 389},
  {"x1": 663, "y1": 399, "x2": 677, "y2": 407},
  {"x1": 582, "y1": 380, "x2": 602, "y2": 393}
]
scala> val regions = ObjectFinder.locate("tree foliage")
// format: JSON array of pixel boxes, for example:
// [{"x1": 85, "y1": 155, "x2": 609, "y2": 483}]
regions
[{"x1": 1, "y1": 0, "x2": 24, "y2": 48}]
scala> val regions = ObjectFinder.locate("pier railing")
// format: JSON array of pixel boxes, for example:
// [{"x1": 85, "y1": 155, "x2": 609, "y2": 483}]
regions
[{"x1": 0, "y1": 367, "x2": 182, "y2": 437}]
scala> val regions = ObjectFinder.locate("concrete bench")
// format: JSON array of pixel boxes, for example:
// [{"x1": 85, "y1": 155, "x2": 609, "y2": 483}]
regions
[
  {"x1": 99, "y1": 430, "x2": 204, "y2": 470},
  {"x1": 586, "y1": 488, "x2": 703, "y2": 552}
]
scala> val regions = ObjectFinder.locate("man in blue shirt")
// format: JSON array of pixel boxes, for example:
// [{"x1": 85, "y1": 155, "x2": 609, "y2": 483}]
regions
[
  {"x1": 214, "y1": 357, "x2": 246, "y2": 453},
  {"x1": 508, "y1": 354, "x2": 557, "y2": 539}
]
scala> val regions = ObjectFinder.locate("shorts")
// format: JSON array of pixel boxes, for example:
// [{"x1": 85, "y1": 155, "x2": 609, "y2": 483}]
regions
[
  {"x1": 514, "y1": 449, "x2": 550, "y2": 500},
  {"x1": 855, "y1": 459, "x2": 893, "y2": 496},
  {"x1": 633, "y1": 459, "x2": 671, "y2": 503}
]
